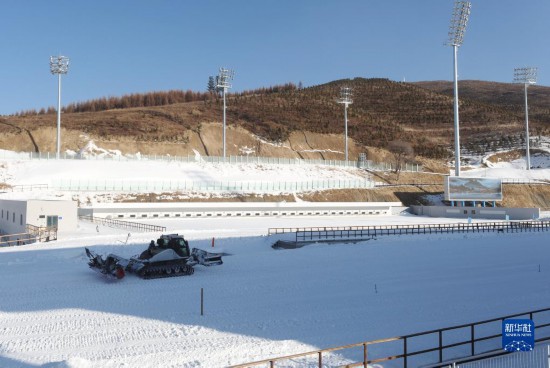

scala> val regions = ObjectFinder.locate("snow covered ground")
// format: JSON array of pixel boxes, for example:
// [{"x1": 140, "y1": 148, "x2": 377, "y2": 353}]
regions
[
  {"x1": 462, "y1": 148, "x2": 550, "y2": 181},
  {"x1": 0, "y1": 146, "x2": 550, "y2": 367},
  {"x1": 1, "y1": 218, "x2": 550, "y2": 368}
]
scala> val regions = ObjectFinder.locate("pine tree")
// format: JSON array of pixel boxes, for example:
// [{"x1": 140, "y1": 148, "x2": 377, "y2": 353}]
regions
[{"x1": 207, "y1": 76, "x2": 216, "y2": 92}]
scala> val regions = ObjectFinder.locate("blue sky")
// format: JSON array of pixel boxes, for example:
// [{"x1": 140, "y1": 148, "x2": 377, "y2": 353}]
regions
[{"x1": 0, "y1": 0, "x2": 548, "y2": 115}]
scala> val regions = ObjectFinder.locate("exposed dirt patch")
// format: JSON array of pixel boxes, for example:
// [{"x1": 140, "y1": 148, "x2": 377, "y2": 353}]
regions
[
  {"x1": 502, "y1": 184, "x2": 550, "y2": 209},
  {"x1": 487, "y1": 149, "x2": 523, "y2": 163},
  {"x1": 486, "y1": 149, "x2": 548, "y2": 164},
  {"x1": 300, "y1": 185, "x2": 442, "y2": 205}
]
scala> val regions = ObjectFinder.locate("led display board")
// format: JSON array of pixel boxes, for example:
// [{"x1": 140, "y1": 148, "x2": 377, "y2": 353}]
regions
[{"x1": 444, "y1": 177, "x2": 503, "y2": 201}]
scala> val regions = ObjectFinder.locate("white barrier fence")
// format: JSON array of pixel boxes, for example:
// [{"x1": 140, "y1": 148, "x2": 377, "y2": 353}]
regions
[
  {"x1": 51, "y1": 178, "x2": 375, "y2": 193},
  {"x1": 0, "y1": 150, "x2": 423, "y2": 172}
]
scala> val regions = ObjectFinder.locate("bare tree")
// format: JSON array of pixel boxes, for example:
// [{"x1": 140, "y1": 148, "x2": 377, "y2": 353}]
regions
[{"x1": 388, "y1": 140, "x2": 414, "y2": 180}]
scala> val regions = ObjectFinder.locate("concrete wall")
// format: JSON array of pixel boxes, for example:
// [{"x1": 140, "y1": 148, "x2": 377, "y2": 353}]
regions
[
  {"x1": 411, "y1": 205, "x2": 540, "y2": 220},
  {"x1": 78, "y1": 202, "x2": 404, "y2": 220}
]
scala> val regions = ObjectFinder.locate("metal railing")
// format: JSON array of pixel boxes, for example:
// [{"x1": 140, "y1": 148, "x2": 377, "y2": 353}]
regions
[
  {"x1": 501, "y1": 178, "x2": 550, "y2": 185},
  {"x1": 375, "y1": 182, "x2": 441, "y2": 187},
  {"x1": 11, "y1": 183, "x2": 49, "y2": 191},
  {"x1": 26, "y1": 224, "x2": 57, "y2": 243},
  {"x1": 230, "y1": 307, "x2": 550, "y2": 368},
  {"x1": 268, "y1": 221, "x2": 550, "y2": 242},
  {"x1": 79, "y1": 215, "x2": 166, "y2": 233},
  {"x1": 0, "y1": 232, "x2": 38, "y2": 247}
]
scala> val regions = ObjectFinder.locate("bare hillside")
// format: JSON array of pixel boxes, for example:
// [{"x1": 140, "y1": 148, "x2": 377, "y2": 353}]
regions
[{"x1": 1, "y1": 78, "x2": 549, "y2": 161}]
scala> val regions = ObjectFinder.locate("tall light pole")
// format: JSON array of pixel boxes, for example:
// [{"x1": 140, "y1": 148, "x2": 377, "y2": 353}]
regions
[
  {"x1": 216, "y1": 67, "x2": 235, "y2": 159},
  {"x1": 50, "y1": 55, "x2": 70, "y2": 159},
  {"x1": 447, "y1": 0, "x2": 471, "y2": 177},
  {"x1": 514, "y1": 67, "x2": 538, "y2": 170},
  {"x1": 338, "y1": 87, "x2": 353, "y2": 163}
]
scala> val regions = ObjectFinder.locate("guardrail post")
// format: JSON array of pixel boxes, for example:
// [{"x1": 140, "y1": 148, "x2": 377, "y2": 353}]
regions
[
  {"x1": 318, "y1": 351, "x2": 322, "y2": 367},
  {"x1": 404, "y1": 336, "x2": 408, "y2": 368},
  {"x1": 470, "y1": 324, "x2": 475, "y2": 356},
  {"x1": 439, "y1": 330, "x2": 443, "y2": 362},
  {"x1": 363, "y1": 343, "x2": 368, "y2": 368}
]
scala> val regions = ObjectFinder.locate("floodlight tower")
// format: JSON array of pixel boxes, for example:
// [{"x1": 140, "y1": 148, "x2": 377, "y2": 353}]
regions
[
  {"x1": 216, "y1": 67, "x2": 235, "y2": 159},
  {"x1": 514, "y1": 67, "x2": 538, "y2": 170},
  {"x1": 49, "y1": 55, "x2": 70, "y2": 159},
  {"x1": 337, "y1": 87, "x2": 353, "y2": 163},
  {"x1": 447, "y1": 0, "x2": 471, "y2": 176}
]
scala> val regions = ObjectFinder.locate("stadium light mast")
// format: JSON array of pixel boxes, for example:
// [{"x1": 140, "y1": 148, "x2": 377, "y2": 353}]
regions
[
  {"x1": 514, "y1": 67, "x2": 538, "y2": 170},
  {"x1": 49, "y1": 55, "x2": 70, "y2": 159},
  {"x1": 447, "y1": 0, "x2": 471, "y2": 177},
  {"x1": 337, "y1": 87, "x2": 353, "y2": 163},
  {"x1": 216, "y1": 67, "x2": 235, "y2": 159}
]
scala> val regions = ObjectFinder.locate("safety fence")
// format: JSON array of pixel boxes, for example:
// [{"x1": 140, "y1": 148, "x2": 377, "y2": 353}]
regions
[
  {"x1": 26, "y1": 224, "x2": 57, "y2": 243},
  {"x1": 229, "y1": 307, "x2": 550, "y2": 368},
  {"x1": 10, "y1": 183, "x2": 49, "y2": 191},
  {"x1": 0, "y1": 232, "x2": 38, "y2": 247},
  {"x1": 0, "y1": 150, "x2": 423, "y2": 172},
  {"x1": 502, "y1": 178, "x2": 550, "y2": 185},
  {"x1": 52, "y1": 178, "x2": 375, "y2": 193},
  {"x1": 0, "y1": 225, "x2": 57, "y2": 247},
  {"x1": 361, "y1": 160, "x2": 421, "y2": 172},
  {"x1": 268, "y1": 220, "x2": 550, "y2": 242},
  {"x1": 375, "y1": 182, "x2": 441, "y2": 188},
  {"x1": 79, "y1": 215, "x2": 166, "y2": 233}
]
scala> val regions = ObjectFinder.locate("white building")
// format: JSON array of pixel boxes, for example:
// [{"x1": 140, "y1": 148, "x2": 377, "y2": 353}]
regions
[{"x1": 0, "y1": 199, "x2": 77, "y2": 235}]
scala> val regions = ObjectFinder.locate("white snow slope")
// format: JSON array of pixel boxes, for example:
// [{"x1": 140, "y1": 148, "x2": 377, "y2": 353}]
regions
[{"x1": 0, "y1": 148, "x2": 549, "y2": 367}]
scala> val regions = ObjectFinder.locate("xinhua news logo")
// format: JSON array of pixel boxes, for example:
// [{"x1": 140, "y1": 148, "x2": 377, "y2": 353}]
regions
[{"x1": 502, "y1": 319, "x2": 535, "y2": 352}]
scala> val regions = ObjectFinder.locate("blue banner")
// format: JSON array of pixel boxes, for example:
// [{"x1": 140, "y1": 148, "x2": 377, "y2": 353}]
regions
[{"x1": 502, "y1": 319, "x2": 535, "y2": 352}]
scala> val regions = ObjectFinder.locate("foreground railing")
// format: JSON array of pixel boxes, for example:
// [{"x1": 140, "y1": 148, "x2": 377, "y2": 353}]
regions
[{"x1": 230, "y1": 307, "x2": 550, "y2": 368}]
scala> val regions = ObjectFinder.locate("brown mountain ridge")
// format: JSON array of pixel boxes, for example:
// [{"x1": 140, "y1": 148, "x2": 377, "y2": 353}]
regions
[{"x1": 1, "y1": 78, "x2": 549, "y2": 161}]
